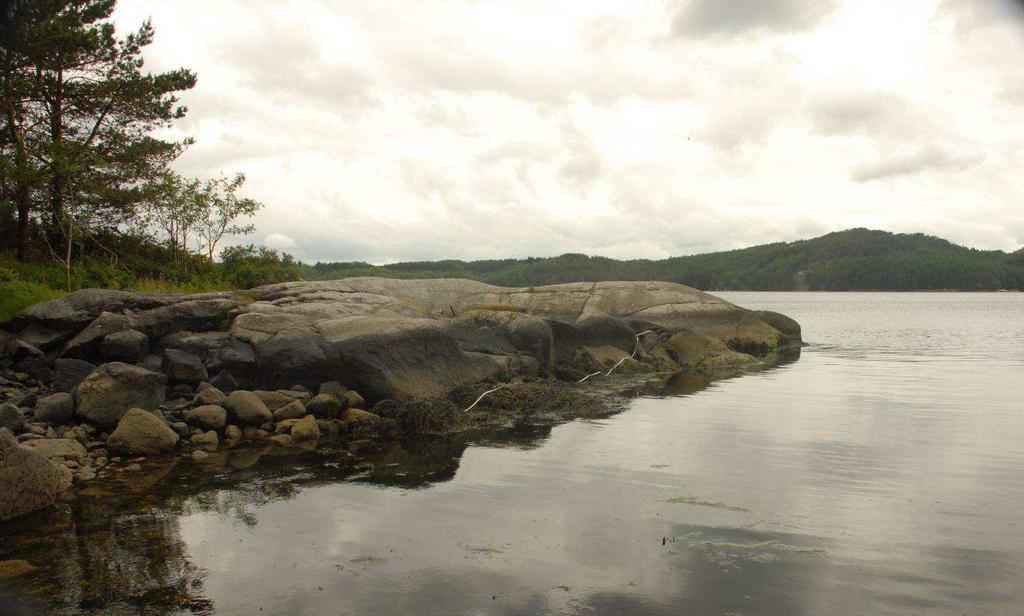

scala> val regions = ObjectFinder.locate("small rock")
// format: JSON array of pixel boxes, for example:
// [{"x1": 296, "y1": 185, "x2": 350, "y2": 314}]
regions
[
  {"x1": 306, "y1": 394, "x2": 342, "y2": 419},
  {"x1": 170, "y1": 422, "x2": 190, "y2": 438},
  {"x1": 269, "y1": 434, "x2": 293, "y2": 447},
  {"x1": 162, "y1": 349, "x2": 208, "y2": 384},
  {"x1": 191, "y1": 450, "x2": 209, "y2": 461},
  {"x1": 290, "y1": 414, "x2": 320, "y2": 445},
  {"x1": 241, "y1": 426, "x2": 258, "y2": 440},
  {"x1": 190, "y1": 430, "x2": 219, "y2": 452},
  {"x1": 168, "y1": 383, "x2": 195, "y2": 399},
  {"x1": 274, "y1": 419, "x2": 301, "y2": 434},
  {"x1": 194, "y1": 383, "x2": 227, "y2": 406},
  {"x1": 35, "y1": 393, "x2": 75, "y2": 425},
  {"x1": 75, "y1": 468, "x2": 97, "y2": 481},
  {"x1": 342, "y1": 408, "x2": 381, "y2": 424},
  {"x1": 226, "y1": 391, "x2": 273, "y2": 426},
  {"x1": 224, "y1": 424, "x2": 243, "y2": 441},
  {"x1": 107, "y1": 408, "x2": 179, "y2": 455},
  {"x1": 0, "y1": 403, "x2": 24, "y2": 432},
  {"x1": 185, "y1": 405, "x2": 227, "y2": 432},
  {"x1": 319, "y1": 381, "x2": 349, "y2": 398},
  {"x1": 124, "y1": 463, "x2": 142, "y2": 472},
  {"x1": 344, "y1": 390, "x2": 366, "y2": 410},
  {"x1": 254, "y1": 429, "x2": 269, "y2": 440},
  {"x1": 273, "y1": 400, "x2": 307, "y2": 422}
]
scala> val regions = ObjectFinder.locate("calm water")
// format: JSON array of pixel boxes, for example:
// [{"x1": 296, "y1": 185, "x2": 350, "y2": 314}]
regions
[{"x1": 2, "y1": 292, "x2": 1023, "y2": 615}]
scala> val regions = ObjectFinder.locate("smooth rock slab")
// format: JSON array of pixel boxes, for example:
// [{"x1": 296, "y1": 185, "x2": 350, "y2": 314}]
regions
[{"x1": 107, "y1": 408, "x2": 179, "y2": 456}]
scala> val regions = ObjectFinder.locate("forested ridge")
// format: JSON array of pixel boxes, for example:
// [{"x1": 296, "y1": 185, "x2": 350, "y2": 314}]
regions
[{"x1": 306, "y1": 229, "x2": 1024, "y2": 292}]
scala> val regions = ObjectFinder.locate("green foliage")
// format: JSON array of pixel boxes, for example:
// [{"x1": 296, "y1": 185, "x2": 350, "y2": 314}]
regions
[
  {"x1": 305, "y1": 229, "x2": 1024, "y2": 291},
  {"x1": 0, "y1": 279, "x2": 64, "y2": 321},
  {"x1": 220, "y1": 244, "x2": 302, "y2": 289}
]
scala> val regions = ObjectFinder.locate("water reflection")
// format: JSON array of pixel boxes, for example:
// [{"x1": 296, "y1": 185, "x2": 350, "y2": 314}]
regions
[{"x1": 2, "y1": 293, "x2": 1023, "y2": 615}]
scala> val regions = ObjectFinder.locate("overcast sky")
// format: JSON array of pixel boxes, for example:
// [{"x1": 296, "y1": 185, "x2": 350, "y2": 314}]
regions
[{"x1": 113, "y1": 0, "x2": 1024, "y2": 263}]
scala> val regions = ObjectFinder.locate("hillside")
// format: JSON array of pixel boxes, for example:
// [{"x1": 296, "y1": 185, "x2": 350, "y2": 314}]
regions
[{"x1": 306, "y1": 229, "x2": 1024, "y2": 291}]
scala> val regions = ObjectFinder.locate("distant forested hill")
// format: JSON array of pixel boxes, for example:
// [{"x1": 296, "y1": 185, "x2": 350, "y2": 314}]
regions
[{"x1": 305, "y1": 229, "x2": 1024, "y2": 291}]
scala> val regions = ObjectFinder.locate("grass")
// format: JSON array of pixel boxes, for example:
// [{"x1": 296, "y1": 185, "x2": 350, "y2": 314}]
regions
[{"x1": 0, "y1": 279, "x2": 66, "y2": 321}]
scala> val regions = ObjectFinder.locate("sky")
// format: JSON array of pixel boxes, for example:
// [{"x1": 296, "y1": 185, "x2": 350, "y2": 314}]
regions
[{"x1": 112, "y1": 0, "x2": 1024, "y2": 263}]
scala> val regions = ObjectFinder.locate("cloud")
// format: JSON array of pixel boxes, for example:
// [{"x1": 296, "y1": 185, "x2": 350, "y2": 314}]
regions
[
  {"x1": 851, "y1": 147, "x2": 983, "y2": 182},
  {"x1": 672, "y1": 0, "x2": 840, "y2": 38},
  {"x1": 264, "y1": 233, "x2": 296, "y2": 249}
]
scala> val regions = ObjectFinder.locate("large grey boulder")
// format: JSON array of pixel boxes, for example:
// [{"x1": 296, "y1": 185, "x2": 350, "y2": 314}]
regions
[
  {"x1": 64, "y1": 312, "x2": 132, "y2": 359},
  {"x1": 0, "y1": 428, "x2": 72, "y2": 521},
  {"x1": 33, "y1": 392, "x2": 75, "y2": 425},
  {"x1": 107, "y1": 408, "x2": 179, "y2": 455},
  {"x1": 74, "y1": 362, "x2": 167, "y2": 428},
  {"x1": 225, "y1": 390, "x2": 272, "y2": 426}
]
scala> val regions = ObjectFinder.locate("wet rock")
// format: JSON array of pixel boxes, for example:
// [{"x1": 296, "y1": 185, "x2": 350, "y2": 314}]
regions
[
  {"x1": 0, "y1": 428, "x2": 72, "y2": 521},
  {"x1": 291, "y1": 414, "x2": 320, "y2": 445},
  {"x1": 273, "y1": 400, "x2": 306, "y2": 422},
  {"x1": 168, "y1": 383, "x2": 195, "y2": 399},
  {"x1": 241, "y1": 426, "x2": 258, "y2": 440},
  {"x1": 185, "y1": 405, "x2": 227, "y2": 432},
  {"x1": 274, "y1": 418, "x2": 300, "y2": 434},
  {"x1": 100, "y1": 329, "x2": 149, "y2": 363},
  {"x1": 224, "y1": 424, "x2": 243, "y2": 441},
  {"x1": 0, "y1": 403, "x2": 24, "y2": 432},
  {"x1": 171, "y1": 421, "x2": 190, "y2": 438},
  {"x1": 194, "y1": 382, "x2": 227, "y2": 406},
  {"x1": 319, "y1": 381, "x2": 349, "y2": 398},
  {"x1": 24, "y1": 438, "x2": 87, "y2": 462},
  {"x1": 254, "y1": 389, "x2": 306, "y2": 411},
  {"x1": 190, "y1": 430, "x2": 219, "y2": 451},
  {"x1": 107, "y1": 408, "x2": 179, "y2": 456},
  {"x1": 225, "y1": 390, "x2": 272, "y2": 426},
  {"x1": 162, "y1": 348, "x2": 208, "y2": 384},
  {"x1": 34, "y1": 392, "x2": 75, "y2": 425},
  {"x1": 306, "y1": 393, "x2": 342, "y2": 419},
  {"x1": 74, "y1": 362, "x2": 167, "y2": 428},
  {"x1": 140, "y1": 354, "x2": 163, "y2": 373},
  {"x1": 63, "y1": 311, "x2": 132, "y2": 358},
  {"x1": 191, "y1": 450, "x2": 209, "y2": 461},
  {"x1": 255, "y1": 429, "x2": 269, "y2": 440},
  {"x1": 318, "y1": 418, "x2": 343, "y2": 439}
]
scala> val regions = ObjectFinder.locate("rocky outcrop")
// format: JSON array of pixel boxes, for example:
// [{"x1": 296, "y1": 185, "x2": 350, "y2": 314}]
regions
[
  {"x1": 0, "y1": 428, "x2": 72, "y2": 520},
  {"x1": 1, "y1": 279, "x2": 800, "y2": 405}
]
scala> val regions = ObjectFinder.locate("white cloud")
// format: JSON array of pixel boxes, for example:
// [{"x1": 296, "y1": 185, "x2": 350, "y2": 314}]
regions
[{"x1": 114, "y1": 0, "x2": 1024, "y2": 261}]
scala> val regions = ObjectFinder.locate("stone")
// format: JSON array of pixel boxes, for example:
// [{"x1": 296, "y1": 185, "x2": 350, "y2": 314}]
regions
[
  {"x1": 185, "y1": 405, "x2": 228, "y2": 432},
  {"x1": 225, "y1": 390, "x2": 272, "y2": 426},
  {"x1": 344, "y1": 390, "x2": 366, "y2": 410},
  {"x1": 0, "y1": 428, "x2": 72, "y2": 521},
  {"x1": 241, "y1": 426, "x2": 258, "y2": 440},
  {"x1": 63, "y1": 311, "x2": 132, "y2": 358},
  {"x1": 191, "y1": 450, "x2": 209, "y2": 461},
  {"x1": 209, "y1": 369, "x2": 239, "y2": 393},
  {"x1": 100, "y1": 329, "x2": 149, "y2": 363},
  {"x1": 224, "y1": 424, "x2": 243, "y2": 441},
  {"x1": 74, "y1": 363, "x2": 166, "y2": 428},
  {"x1": 253, "y1": 390, "x2": 305, "y2": 411},
  {"x1": 342, "y1": 408, "x2": 381, "y2": 424},
  {"x1": 268, "y1": 434, "x2": 292, "y2": 446},
  {"x1": 107, "y1": 408, "x2": 179, "y2": 456},
  {"x1": 24, "y1": 438, "x2": 87, "y2": 462},
  {"x1": 190, "y1": 430, "x2": 219, "y2": 452},
  {"x1": 272, "y1": 400, "x2": 306, "y2": 422},
  {"x1": 162, "y1": 348, "x2": 208, "y2": 384},
  {"x1": 168, "y1": 383, "x2": 195, "y2": 399},
  {"x1": 0, "y1": 559, "x2": 38, "y2": 577},
  {"x1": 0, "y1": 403, "x2": 24, "y2": 432},
  {"x1": 290, "y1": 414, "x2": 320, "y2": 445},
  {"x1": 318, "y1": 381, "x2": 349, "y2": 398},
  {"x1": 171, "y1": 421, "x2": 190, "y2": 438},
  {"x1": 194, "y1": 383, "x2": 227, "y2": 406},
  {"x1": 34, "y1": 392, "x2": 75, "y2": 425},
  {"x1": 140, "y1": 354, "x2": 163, "y2": 373},
  {"x1": 306, "y1": 393, "x2": 342, "y2": 419},
  {"x1": 274, "y1": 418, "x2": 300, "y2": 434}
]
